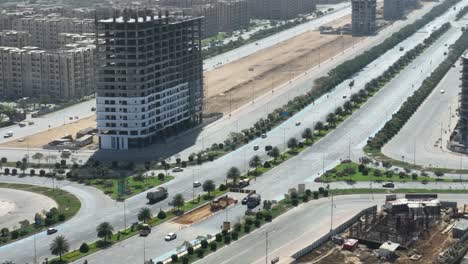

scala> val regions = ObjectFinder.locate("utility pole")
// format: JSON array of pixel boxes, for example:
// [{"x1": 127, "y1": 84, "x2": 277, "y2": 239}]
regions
[
  {"x1": 124, "y1": 199, "x2": 127, "y2": 231},
  {"x1": 34, "y1": 233, "x2": 37, "y2": 264},
  {"x1": 330, "y1": 192, "x2": 334, "y2": 231},
  {"x1": 265, "y1": 231, "x2": 269, "y2": 264}
]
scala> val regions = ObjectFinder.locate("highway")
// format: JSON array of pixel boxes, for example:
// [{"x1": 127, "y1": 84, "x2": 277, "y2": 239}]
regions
[
  {"x1": 382, "y1": 41, "x2": 468, "y2": 169},
  {"x1": 0, "y1": 1, "x2": 437, "y2": 163},
  {"x1": 0, "y1": 1, "x2": 465, "y2": 263},
  {"x1": 52, "y1": 4, "x2": 468, "y2": 264}
]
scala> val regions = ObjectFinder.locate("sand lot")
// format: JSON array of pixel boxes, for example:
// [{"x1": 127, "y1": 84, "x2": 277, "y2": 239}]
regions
[
  {"x1": 0, "y1": 188, "x2": 57, "y2": 230},
  {"x1": 0, "y1": 115, "x2": 97, "y2": 149},
  {"x1": 1, "y1": 13, "x2": 368, "y2": 149},
  {"x1": 203, "y1": 15, "x2": 364, "y2": 114}
]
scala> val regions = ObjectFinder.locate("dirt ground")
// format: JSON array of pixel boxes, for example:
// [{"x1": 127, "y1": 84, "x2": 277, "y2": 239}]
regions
[
  {"x1": 173, "y1": 197, "x2": 235, "y2": 225},
  {"x1": 204, "y1": 15, "x2": 365, "y2": 114},
  {"x1": 1, "y1": 115, "x2": 97, "y2": 149},
  {"x1": 297, "y1": 222, "x2": 455, "y2": 264}
]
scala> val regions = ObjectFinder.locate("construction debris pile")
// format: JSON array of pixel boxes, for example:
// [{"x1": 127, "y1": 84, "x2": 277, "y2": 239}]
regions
[{"x1": 296, "y1": 194, "x2": 468, "y2": 264}]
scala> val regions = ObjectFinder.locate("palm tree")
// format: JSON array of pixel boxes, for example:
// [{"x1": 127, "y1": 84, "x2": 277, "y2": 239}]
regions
[
  {"x1": 302, "y1": 128, "x2": 313, "y2": 143},
  {"x1": 326, "y1": 113, "x2": 337, "y2": 127},
  {"x1": 138, "y1": 207, "x2": 152, "y2": 223},
  {"x1": 226, "y1": 167, "x2": 240, "y2": 183},
  {"x1": 50, "y1": 235, "x2": 69, "y2": 261},
  {"x1": 172, "y1": 194, "x2": 185, "y2": 212},
  {"x1": 96, "y1": 222, "x2": 114, "y2": 241},
  {"x1": 32, "y1": 152, "x2": 44, "y2": 165},
  {"x1": 343, "y1": 101, "x2": 353, "y2": 113},
  {"x1": 202, "y1": 180, "x2": 216, "y2": 197},
  {"x1": 249, "y1": 155, "x2": 262, "y2": 175},
  {"x1": 315, "y1": 121, "x2": 324, "y2": 132},
  {"x1": 268, "y1": 147, "x2": 280, "y2": 161},
  {"x1": 287, "y1": 137, "x2": 298, "y2": 152},
  {"x1": 335, "y1": 106, "x2": 344, "y2": 116}
]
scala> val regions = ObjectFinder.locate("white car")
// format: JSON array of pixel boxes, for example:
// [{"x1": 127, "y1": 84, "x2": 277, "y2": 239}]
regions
[
  {"x1": 261, "y1": 133, "x2": 267, "y2": 138},
  {"x1": 165, "y1": 232, "x2": 177, "y2": 241},
  {"x1": 440, "y1": 89, "x2": 445, "y2": 94},
  {"x1": 193, "y1": 181, "x2": 201, "y2": 188},
  {"x1": 172, "y1": 167, "x2": 183, "y2": 172}
]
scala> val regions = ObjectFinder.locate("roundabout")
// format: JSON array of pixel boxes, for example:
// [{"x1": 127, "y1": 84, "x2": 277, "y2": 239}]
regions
[{"x1": 0, "y1": 188, "x2": 57, "y2": 230}]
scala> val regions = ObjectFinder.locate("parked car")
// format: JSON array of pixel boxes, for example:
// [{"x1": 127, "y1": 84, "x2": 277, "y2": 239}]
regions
[
  {"x1": 165, "y1": 232, "x2": 177, "y2": 241},
  {"x1": 91, "y1": 107, "x2": 96, "y2": 111},
  {"x1": 47, "y1": 228, "x2": 58, "y2": 235},
  {"x1": 382, "y1": 182, "x2": 395, "y2": 188},
  {"x1": 172, "y1": 167, "x2": 183, "y2": 172},
  {"x1": 139, "y1": 224, "x2": 151, "y2": 236},
  {"x1": 18, "y1": 122, "x2": 26, "y2": 127},
  {"x1": 265, "y1": 145, "x2": 272, "y2": 151},
  {"x1": 241, "y1": 197, "x2": 249, "y2": 205},
  {"x1": 253, "y1": 145, "x2": 259, "y2": 151},
  {"x1": 193, "y1": 181, "x2": 201, "y2": 188},
  {"x1": 261, "y1": 133, "x2": 267, "y2": 138},
  {"x1": 295, "y1": 121, "x2": 301, "y2": 126}
]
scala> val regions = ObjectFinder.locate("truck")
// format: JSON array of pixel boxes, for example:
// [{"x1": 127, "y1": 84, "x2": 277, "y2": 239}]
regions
[
  {"x1": 246, "y1": 194, "x2": 261, "y2": 209},
  {"x1": 146, "y1": 187, "x2": 168, "y2": 204},
  {"x1": 139, "y1": 224, "x2": 151, "y2": 236}
]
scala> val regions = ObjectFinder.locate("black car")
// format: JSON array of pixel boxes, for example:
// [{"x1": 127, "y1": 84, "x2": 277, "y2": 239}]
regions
[
  {"x1": 241, "y1": 197, "x2": 249, "y2": 205},
  {"x1": 382, "y1": 182, "x2": 395, "y2": 188},
  {"x1": 265, "y1": 145, "x2": 272, "y2": 151}
]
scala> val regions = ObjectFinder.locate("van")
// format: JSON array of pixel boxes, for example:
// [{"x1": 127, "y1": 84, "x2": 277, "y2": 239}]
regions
[{"x1": 4, "y1": 131, "x2": 13, "y2": 138}]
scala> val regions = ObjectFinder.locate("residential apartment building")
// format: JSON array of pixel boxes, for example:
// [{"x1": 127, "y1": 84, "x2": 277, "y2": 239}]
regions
[
  {"x1": 383, "y1": 0, "x2": 405, "y2": 20},
  {"x1": 184, "y1": 4, "x2": 218, "y2": 37},
  {"x1": 58, "y1": 32, "x2": 95, "y2": 48},
  {"x1": 249, "y1": 0, "x2": 316, "y2": 20},
  {"x1": 96, "y1": 11, "x2": 203, "y2": 149},
  {"x1": 217, "y1": 0, "x2": 249, "y2": 33},
  {"x1": 12, "y1": 15, "x2": 95, "y2": 49},
  {"x1": 0, "y1": 44, "x2": 95, "y2": 100},
  {"x1": 351, "y1": 0, "x2": 376, "y2": 36},
  {"x1": 0, "y1": 30, "x2": 31, "y2": 47},
  {"x1": 0, "y1": 10, "x2": 34, "y2": 31}
]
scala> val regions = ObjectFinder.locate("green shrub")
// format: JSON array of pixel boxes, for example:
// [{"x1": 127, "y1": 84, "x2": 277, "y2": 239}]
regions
[
  {"x1": 224, "y1": 234, "x2": 231, "y2": 244},
  {"x1": 79, "y1": 243, "x2": 89, "y2": 253},
  {"x1": 313, "y1": 191, "x2": 319, "y2": 199},
  {"x1": 187, "y1": 246, "x2": 194, "y2": 255},
  {"x1": 215, "y1": 233, "x2": 223, "y2": 242},
  {"x1": 157, "y1": 210, "x2": 166, "y2": 219},
  {"x1": 171, "y1": 254, "x2": 178, "y2": 262},
  {"x1": 201, "y1": 239, "x2": 208, "y2": 249},
  {"x1": 196, "y1": 248, "x2": 204, "y2": 258},
  {"x1": 231, "y1": 232, "x2": 239, "y2": 240},
  {"x1": 210, "y1": 241, "x2": 217, "y2": 251}
]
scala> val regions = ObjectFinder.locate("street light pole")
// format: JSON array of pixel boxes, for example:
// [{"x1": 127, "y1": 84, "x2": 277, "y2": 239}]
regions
[{"x1": 265, "y1": 231, "x2": 269, "y2": 264}]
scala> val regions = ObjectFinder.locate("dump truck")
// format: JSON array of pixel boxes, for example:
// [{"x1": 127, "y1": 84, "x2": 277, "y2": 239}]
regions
[
  {"x1": 210, "y1": 196, "x2": 232, "y2": 212},
  {"x1": 139, "y1": 224, "x2": 151, "y2": 236},
  {"x1": 246, "y1": 194, "x2": 261, "y2": 209},
  {"x1": 146, "y1": 187, "x2": 168, "y2": 204}
]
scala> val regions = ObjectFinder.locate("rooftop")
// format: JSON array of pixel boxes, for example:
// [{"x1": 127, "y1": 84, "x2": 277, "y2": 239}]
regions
[{"x1": 379, "y1": 241, "x2": 400, "y2": 251}]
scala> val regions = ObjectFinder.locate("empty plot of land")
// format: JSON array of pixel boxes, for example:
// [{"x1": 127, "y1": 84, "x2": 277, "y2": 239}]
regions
[
  {"x1": 0, "y1": 115, "x2": 97, "y2": 149},
  {"x1": 204, "y1": 15, "x2": 363, "y2": 114},
  {"x1": 0, "y1": 188, "x2": 57, "y2": 230}
]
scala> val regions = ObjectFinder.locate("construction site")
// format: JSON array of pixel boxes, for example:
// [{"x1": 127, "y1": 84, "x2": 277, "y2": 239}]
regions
[
  {"x1": 173, "y1": 195, "x2": 238, "y2": 225},
  {"x1": 296, "y1": 194, "x2": 468, "y2": 264}
]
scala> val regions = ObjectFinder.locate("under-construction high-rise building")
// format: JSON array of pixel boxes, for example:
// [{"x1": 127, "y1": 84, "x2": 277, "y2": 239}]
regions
[
  {"x1": 351, "y1": 0, "x2": 376, "y2": 36},
  {"x1": 95, "y1": 10, "x2": 203, "y2": 150},
  {"x1": 459, "y1": 53, "x2": 468, "y2": 144}
]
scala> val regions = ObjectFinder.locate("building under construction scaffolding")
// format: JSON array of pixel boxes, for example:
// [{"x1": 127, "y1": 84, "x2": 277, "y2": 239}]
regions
[{"x1": 349, "y1": 194, "x2": 442, "y2": 248}]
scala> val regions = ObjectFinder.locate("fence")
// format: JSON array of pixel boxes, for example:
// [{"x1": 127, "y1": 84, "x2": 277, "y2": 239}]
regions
[{"x1": 291, "y1": 205, "x2": 378, "y2": 261}]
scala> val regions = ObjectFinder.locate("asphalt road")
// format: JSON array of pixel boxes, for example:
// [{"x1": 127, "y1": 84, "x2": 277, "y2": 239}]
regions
[
  {"x1": 1, "y1": 1, "x2": 464, "y2": 263},
  {"x1": 198, "y1": 193, "x2": 468, "y2": 264},
  {"x1": 382, "y1": 24, "x2": 468, "y2": 169}
]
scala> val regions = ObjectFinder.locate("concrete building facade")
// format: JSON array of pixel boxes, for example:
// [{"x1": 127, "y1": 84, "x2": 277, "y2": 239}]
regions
[
  {"x1": 0, "y1": 44, "x2": 95, "y2": 100},
  {"x1": 0, "y1": 30, "x2": 31, "y2": 47},
  {"x1": 185, "y1": 4, "x2": 218, "y2": 37},
  {"x1": 217, "y1": 0, "x2": 250, "y2": 33},
  {"x1": 383, "y1": 0, "x2": 405, "y2": 20},
  {"x1": 249, "y1": 0, "x2": 316, "y2": 20},
  {"x1": 96, "y1": 11, "x2": 203, "y2": 150},
  {"x1": 12, "y1": 15, "x2": 95, "y2": 49},
  {"x1": 351, "y1": 0, "x2": 376, "y2": 36}
]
